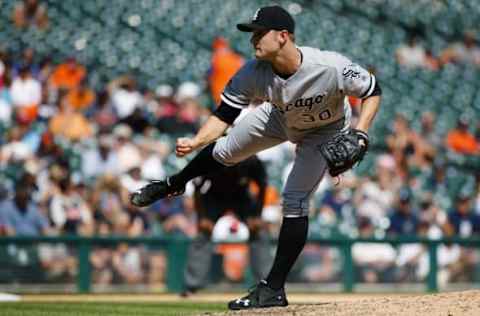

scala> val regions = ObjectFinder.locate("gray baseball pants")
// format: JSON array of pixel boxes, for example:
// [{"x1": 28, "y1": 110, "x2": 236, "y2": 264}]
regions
[{"x1": 213, "y1": 102, "x2": 345, "y2": 217}]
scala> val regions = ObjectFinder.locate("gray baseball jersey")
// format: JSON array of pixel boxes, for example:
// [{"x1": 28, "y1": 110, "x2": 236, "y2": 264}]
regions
[
  {"x1": 221, "y1": 46, "x2": 376, "y2": 130},
  {"x1": 213, "y1": 46, "x2": 376, "y2": 217}
]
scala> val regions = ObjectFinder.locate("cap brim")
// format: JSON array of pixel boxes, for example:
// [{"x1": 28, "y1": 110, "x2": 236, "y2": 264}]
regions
[{"x1": 236, "y1": 23, "x2": 267, "y2": 32}]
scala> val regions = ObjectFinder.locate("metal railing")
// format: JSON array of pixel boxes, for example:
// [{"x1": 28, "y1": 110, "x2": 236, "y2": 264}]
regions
[{"x1": 1, "y1": 235, "x2": 479, "y2": 293}]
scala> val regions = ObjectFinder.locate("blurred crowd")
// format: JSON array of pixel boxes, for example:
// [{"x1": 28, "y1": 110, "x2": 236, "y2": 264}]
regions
[
  {"x1": 0, "y1": 46, "x2": 210, "y2": 286},
  {"x1": 396, "y1": 31, "x2": 480, "y2": 70},
  {"x1": 1, "y1": 0, "x2": 480, "y2": 289}
]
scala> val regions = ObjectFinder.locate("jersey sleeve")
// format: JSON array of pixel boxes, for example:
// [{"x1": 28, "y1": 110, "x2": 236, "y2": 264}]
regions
[
  {"x1": 329, "y1": 52, "x2": 376, "y2": 99},
  {"x1": 220, "y1": 60, "x2": 258, "y2": 109}
]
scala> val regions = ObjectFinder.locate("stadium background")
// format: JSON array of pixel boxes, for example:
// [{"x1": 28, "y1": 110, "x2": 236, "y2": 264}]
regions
[{"x1": 1, "y1": 0, "x2": 480, "y2": 300}]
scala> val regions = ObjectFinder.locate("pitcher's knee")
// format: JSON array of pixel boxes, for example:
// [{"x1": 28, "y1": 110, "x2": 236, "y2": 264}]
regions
[
  {"x1": 282, "y1": 193, "x2": 310, "y2": 217},
  {"x1": 213, "y1": 140, "x2": 244, "y2": 166}
]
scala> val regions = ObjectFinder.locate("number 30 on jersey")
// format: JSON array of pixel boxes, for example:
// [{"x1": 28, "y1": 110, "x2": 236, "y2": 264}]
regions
[{"x1": 300, "y1": 109, "x2": 332, "y2": 123}]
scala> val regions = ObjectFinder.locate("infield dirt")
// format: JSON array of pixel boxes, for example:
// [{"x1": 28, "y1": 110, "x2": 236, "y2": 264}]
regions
[{"x1": 207, "y1": 290, "x2": 480, "y2": 316}]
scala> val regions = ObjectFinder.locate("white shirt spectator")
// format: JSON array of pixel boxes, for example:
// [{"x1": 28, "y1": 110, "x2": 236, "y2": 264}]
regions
[
  {"x1": 10, "y1": 75, "x2": 41, "y2": 107},
  {"x1": 117, "y1": 142, "x2": 142, "y2": 174},
  {"x1": 352, "y1": 242, "x2": 397, "y2": 265},
  {"x1": 356, "y1": 180, "x2": 395, "y2": 220},
  {"x1": 416, "y1": 244, "x2": 461, "y2": 285},
  {"x1": 396, "y1": 36, "x2": 428, "y2": 69},
  {"x1": 111, "y1": 88, "x2": 143, "y2": 119},
  {"x1": 120, "y1": 173, "x2": 148, "y2": 193},
  {"x1": 49, "y1": 192, "x2": 92, "y2": 230},
  {"x1": 141, "y1": 154, "x2": 165, "y2": 181},
  {"x1": 82, "y1": 147, "x2": 120, "y2": 179},
  {"x1": 0, "y1": 141, "x2": 33, "y2": 164},
  {"x1": 396, "y1": 45, "x2": 426, "y2": 68}
]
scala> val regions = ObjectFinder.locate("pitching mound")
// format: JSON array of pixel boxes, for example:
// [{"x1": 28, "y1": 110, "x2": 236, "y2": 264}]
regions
[{"x1": 208, "y1": 290, "x2": 480, "y2": 316}]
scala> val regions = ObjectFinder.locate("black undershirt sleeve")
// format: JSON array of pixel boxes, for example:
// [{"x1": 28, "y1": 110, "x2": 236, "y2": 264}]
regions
[
  {"x1": 212, "y1": 101, "x2": 242, "y2": 125},
  {"x1": 368, "y1": 80, "x2": 382, "y2": 97}
]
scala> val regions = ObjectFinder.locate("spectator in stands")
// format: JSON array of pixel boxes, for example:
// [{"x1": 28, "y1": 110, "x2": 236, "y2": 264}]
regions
[
  {"x1": 108, "y1": 76, "x2": 143, "y2": 120},
  {"x1": 417, "y1": 192, "x2": 448, "y2": 236},
  {"x1": 48, "y1": 95, "x2": 93, "y2": 141},
  {"x1": 12, "y1": 0, "x2": 48, "y2": 30},
  {"x1": 112, "y1": 243, "x2": 146, "y2": 284},
  {"x1": 386, "y1": 114, "x2": 418, "y2": 179},
  {"x1": 445, "y1": 193, "x2": 480, "y2": 237},
  {"x1": 136, "y1": 135, "x2": 169, "y2": 181},
  {"x1": 49, "y1": 177, "x2": 93, "y2": 235},
  {"x1": 421, "y1": 158, "x2": 457, "y2": 211},
  {"x1": 405, "y1": 113, "x2": 438, "y2": 172},
  {"x1": 0, "y1": 125, "x2": 34, "y2": 168},
  {"x1": 81, "y1": 134, "x2": 120, "y2": 180},
  {"x1": 157, "y1": 82, "x2": 203, "y2": 135},
  {"x1": 0, "y1": 181, "x2": 50, "y2": 236},
  {"x1": 354, "y1": 154, "x2": 399, "y2": 222},
  {"x1": 65, "y1": 81, "x2": 96, "y2": 111},
  {"x1": 316, "y1": 186, "x2": 349, "y2": 224},
  {"x1": 445, "y1": 116, "x2": 479, "y2": 155},
  {"x1": 49, "y1": 57, "x2": 86, "y2": 91},
  {"x1": 352, "y1": 217, "x2": 396, "y2": 283},
  {"x1": 440, "y1": 31, "x2": 480, "y2": 66},
  {"x1": 90, "y1": 219, "x2": 114, "y2": 285},
  {"x1": 10, "y1": 65, "x2": 41, "y2": 124},
  {"x1": 38, "y1": 56, "x2": 53, "y2": 84},
  {"x1": 208, "y1": 37, "x2": 245, "y2": 105},
  {"x1": 444, "y1": 193, "x2": 480, "y2": 282},
  {"x1": 111, "y1": 212, "x2": 148, "y2": 284},
  {"x1": 387, "y1": 188, "x2": 419, "y2": 236},
  {"x1": 396, "y1": 35, "x2": 430, "y2": 69},
  {"x1": 0, "y1": 73, "x2": 13, "y2": 127},
  {"x1": 147, "y1": 249, "x2": 167, "y2": 286},
  {"x1": 90, "y1": 174, "x2": 130, "y2": 227},
  {"x1": 395, "y1": 220, "x2": 430, "y2": 282},
  {"x1": 112, "y1": 124, "x2": 142, "y2": 174},
  {"x1": 120, "y1": 166, "x2": 148, "y2": 193},
  {"x1": 92, "y1": 90, "x2": 117, "y2": 133},
  {"x1": 120, "y1": 107, "x2": 150, "y2": 135},
  {"x1": 12, "y1": 48, "x2": 40, "y2": 79},
  {"x1": 36, "y1": 134, "x2": 66, "y2": 166},
  {"x1": 420, "y1": 111, "x2": 442, "y2": 149},
  {"x1": 152, "y1": 84, "x2": 177, "y2": 120},
  {"x1": 37, "y1": 240, "x2": 76, "y2": 282},
  {"x1": 35, "y1": 162, "x2": 68, "y2": 215},
  {"x1": 299, "y1": 244, "x2": 339, "y2": 283},
  {"x1": 150, "y1": 196, "x2": 196, "y2": 237},
  {"x1": 176, "y1": 97, "x2": 203, "y2": 133}
]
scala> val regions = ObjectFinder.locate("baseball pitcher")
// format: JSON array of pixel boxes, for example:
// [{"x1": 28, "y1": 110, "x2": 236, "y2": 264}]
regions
[{"x1": 131, "y1": 5, "x2": 382, "y2": 310}]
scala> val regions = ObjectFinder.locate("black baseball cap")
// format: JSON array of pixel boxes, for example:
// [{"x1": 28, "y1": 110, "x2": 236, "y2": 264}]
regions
[{"x1": 237, "y1": 6, "x2": 295, "y2": 34}]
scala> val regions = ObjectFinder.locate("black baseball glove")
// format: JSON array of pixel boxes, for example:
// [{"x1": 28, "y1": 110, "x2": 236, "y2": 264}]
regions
[{"x1": 318, "y1": 129, "x2": 369, "y2": 177}]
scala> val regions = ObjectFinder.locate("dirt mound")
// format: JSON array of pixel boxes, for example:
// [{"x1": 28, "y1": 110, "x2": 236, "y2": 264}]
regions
[{"x1": 206, "y1": 290, "x2": 480, "y2": 316}]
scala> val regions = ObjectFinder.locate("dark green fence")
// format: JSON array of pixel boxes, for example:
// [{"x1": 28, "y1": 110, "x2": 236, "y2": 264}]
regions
[{"x1": 0, "y1": 236, "x2": 479, "y2": 293}]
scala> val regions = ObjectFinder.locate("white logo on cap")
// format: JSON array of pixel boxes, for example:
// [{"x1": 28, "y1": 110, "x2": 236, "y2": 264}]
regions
[{"x1": 252, "y1": 9, "x2": 260, "y2": 21}]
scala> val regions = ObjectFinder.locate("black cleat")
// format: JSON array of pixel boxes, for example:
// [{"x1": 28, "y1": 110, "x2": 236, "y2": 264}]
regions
[
  {"x1": 227, "y1": 280, "x2": 288, "y2": 310},
  {"x1": 130, "y1": 179, "x2": 185, "y2": 207}
]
